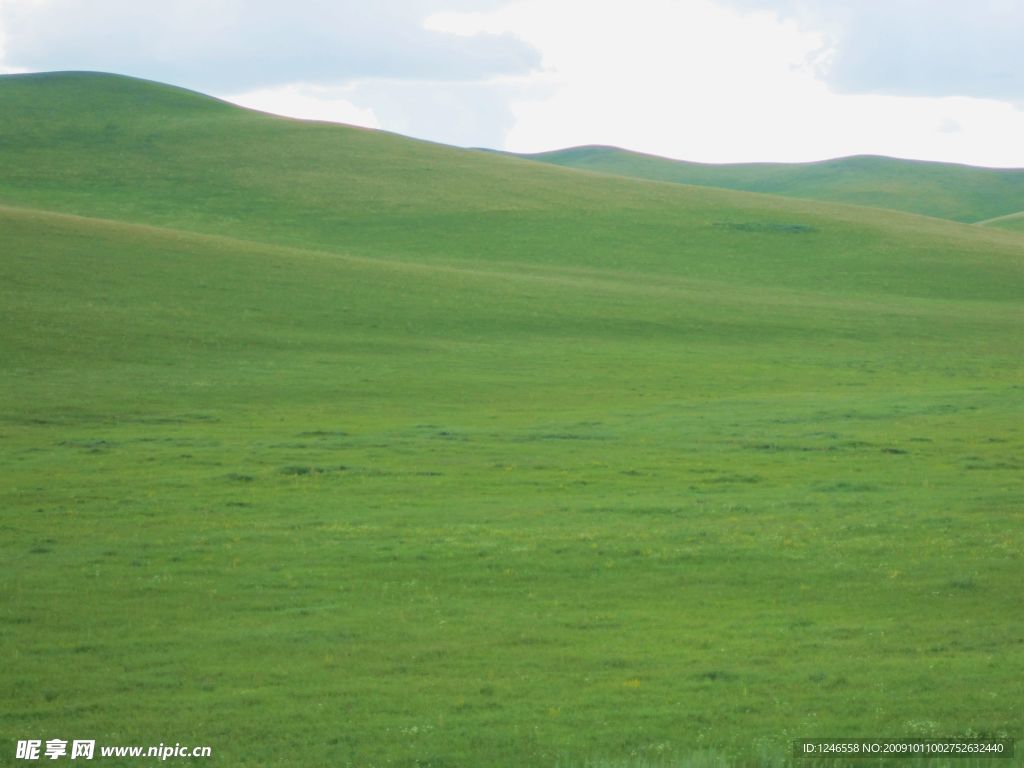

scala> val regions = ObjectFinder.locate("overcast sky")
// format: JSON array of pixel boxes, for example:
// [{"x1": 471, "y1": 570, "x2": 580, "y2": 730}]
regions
[{"x1": 2, "y1": 0, "x2": 1024, "y2": 166}]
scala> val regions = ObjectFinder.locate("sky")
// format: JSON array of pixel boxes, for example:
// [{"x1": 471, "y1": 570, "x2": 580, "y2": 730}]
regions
[{"x1": 2, "y1": 0, "x2": 1024, "y2": 166}]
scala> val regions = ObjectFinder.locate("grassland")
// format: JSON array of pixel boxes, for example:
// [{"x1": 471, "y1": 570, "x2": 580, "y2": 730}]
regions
[
  {"x1": 517, "y1": 146, "x2": 1024, "y2": 225},
  {"x1": 2, "y1": 72, "x2": 1023, "y2": 767}
]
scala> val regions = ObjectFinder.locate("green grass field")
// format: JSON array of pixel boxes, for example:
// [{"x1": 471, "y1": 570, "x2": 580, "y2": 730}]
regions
[
  {"x1": 2, "y1": 72, "x2": 1023, "y2": 767},
  {"x1": 515, "y1": 146, "x2": 1024, "y2": 226}
]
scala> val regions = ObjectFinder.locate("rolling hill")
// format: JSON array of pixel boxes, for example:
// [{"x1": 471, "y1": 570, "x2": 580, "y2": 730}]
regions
[
  {"x1": 515, "y1": 144, "x2": 1024, "y2": 224},
  {"x1": 2, "y1": 72, "x2": 1023, "y2": 767},
  {"x1": 977, "y1": 209, "x2": 1024, "y2": 232}
]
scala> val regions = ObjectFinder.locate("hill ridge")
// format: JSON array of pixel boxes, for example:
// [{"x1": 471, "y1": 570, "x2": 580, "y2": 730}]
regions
[
  {"x1": 513, "y1": 144, "x2": 1024, "y2": 224},
  {"x1": 526, "y1": 143, "x2": 1024, "y2": 171},
  {"x1": 2, "y1": 70, "x2": 1023, "y2": 306}
]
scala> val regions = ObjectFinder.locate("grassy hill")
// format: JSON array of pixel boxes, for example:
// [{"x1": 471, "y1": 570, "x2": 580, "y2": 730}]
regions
[
  {"x1": 978, "y1": 209, "x2": 1024, "y2": 232},
  {"x1": 2, "y1": 72, "x2": 1023, "y2": 767},
  {"x1": 516, "y1": 145, "x2": 1024, "y2": 224}
]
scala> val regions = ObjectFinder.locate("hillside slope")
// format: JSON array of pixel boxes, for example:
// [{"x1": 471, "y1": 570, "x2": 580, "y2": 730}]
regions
[
  {"x1": 517, "y1": 145, "x2": 1024, "y2": 223},
  {"x1": 2, "y1": 72, "x2": 1022, "y2": 302},
  {"x1": 978, "y1": 209, "x2": 1024, "y2": 232}
]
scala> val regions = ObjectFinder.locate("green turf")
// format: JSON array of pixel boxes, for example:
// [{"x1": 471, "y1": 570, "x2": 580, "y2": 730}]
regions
[
  {"x1": 514, "y1": 145, "x2": 1024, "y2": 225},
  {"x1": 2, "y1": 72, "x2": 1023, "y2": 767}
]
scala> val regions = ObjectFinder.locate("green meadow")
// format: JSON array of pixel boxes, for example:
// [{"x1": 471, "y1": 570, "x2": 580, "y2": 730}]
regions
[{"x1": 2, "y1": 72, "x2": 1023, "y2": 767}]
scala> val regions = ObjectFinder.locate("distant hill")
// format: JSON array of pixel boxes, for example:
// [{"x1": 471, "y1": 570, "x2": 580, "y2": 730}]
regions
[
  {"x1": 3, "y1": 71, "x2": 1019, "y2": 300},
  {"x1": 976, "y1": 209, "x2": 1024, "y2": 232},
  {"x1": 513, "y1": 145, "x2": 1024, "y2": 224}
]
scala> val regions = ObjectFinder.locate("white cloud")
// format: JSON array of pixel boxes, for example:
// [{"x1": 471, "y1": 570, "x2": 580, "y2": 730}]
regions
[
  {"x1": 340, "y1": 77, "x2": 528, "y2": 148},
  {"x1": 0, "y1": 2, "x2": 22, "y2": 73},
  {"x1": 4, "y1": 0, "x2": 1024, "y2": 166},
  {"x1": 424, "y1": 0, "x2": 1024, "y2": 166},
  {"x1": 0, "y1": 0, "x2": 540, "y2": 91},
  {"x1": 720, "y1": 0, "x2": 1024, "y2": 101}
]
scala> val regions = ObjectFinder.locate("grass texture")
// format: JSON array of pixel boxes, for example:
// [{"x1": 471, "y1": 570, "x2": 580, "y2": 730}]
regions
[{"x1": 2, "y1": 72, "x2": 1023, "y2": 767}]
